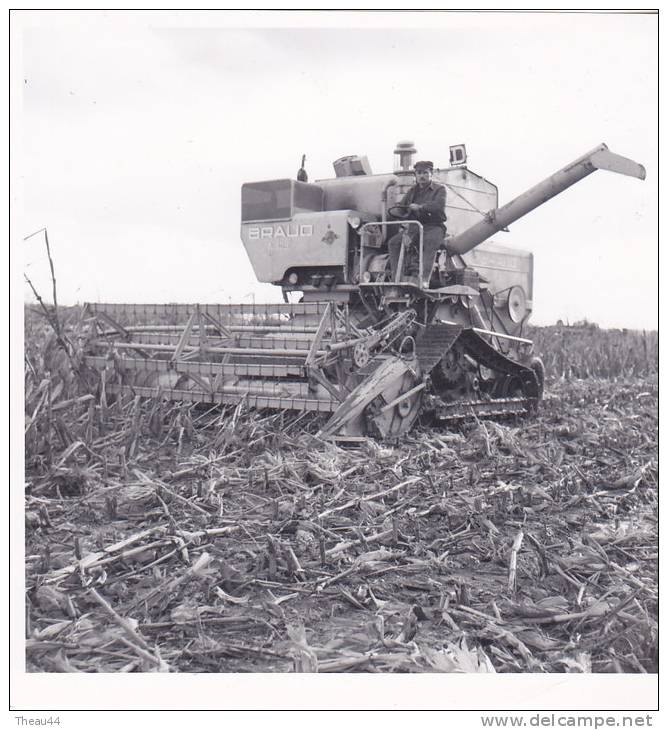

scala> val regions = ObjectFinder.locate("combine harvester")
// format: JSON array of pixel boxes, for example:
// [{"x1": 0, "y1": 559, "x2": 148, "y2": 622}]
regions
[{"x1": 83, "y1": 141, "x2": 645, "y2": 440}]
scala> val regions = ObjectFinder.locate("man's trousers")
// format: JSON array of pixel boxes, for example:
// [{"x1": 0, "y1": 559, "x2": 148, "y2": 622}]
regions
[{"x1": 387, "y1": 224, "x2": 445, "y2": 286}]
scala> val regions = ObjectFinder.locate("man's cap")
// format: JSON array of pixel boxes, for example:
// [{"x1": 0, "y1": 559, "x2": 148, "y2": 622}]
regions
[{"x1": 414, "y1": 160, "x2": 434, "y2": 171}]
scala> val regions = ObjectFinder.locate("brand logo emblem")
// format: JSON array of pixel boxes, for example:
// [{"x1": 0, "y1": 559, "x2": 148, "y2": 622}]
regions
[{"x1": 321, "y1": 228, "x2": 339, "y2": 245}]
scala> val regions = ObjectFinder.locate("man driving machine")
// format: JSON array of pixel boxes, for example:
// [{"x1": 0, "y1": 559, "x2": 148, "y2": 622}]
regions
[{"x1": 387, "y1": 160, "x2": 447, "y2": 287}]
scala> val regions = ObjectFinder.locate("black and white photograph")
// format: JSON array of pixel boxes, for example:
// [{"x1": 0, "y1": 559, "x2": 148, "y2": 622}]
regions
[{"x1": 11, "y1": 8, "x2": 658, "y2": 718}]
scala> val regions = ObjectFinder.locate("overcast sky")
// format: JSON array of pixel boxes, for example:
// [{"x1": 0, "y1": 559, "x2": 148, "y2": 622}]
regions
[{"x1": 15, "y1": 10, "x2": 657, "y2": 329}]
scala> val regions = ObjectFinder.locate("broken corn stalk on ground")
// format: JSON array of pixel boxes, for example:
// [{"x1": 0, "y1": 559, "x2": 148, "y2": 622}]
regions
[{"x1": 24, "y1": 307, "x2": 657, "y2": 673}]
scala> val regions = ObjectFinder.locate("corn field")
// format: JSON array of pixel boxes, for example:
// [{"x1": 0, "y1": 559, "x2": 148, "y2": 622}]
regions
[
  {"x1": 530, "y1": 324, "x2": 658, "y2": 380},
  {"x1": 23, "y1": 305, "x2": 658, "y2": 674}
]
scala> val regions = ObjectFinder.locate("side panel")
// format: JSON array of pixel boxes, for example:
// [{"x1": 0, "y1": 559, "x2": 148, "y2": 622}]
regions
[
  {"x1": 463, "y1": 240, "x2": 534, "y2": 315},
  {"x1": 318, "y1": 174, "x2": 397, "y2": 217},
  {"x1": 240, "y1": 211, "x2": 352, "y2": 283},
  {"x1": 438, "y1": 168, "x2": 498, "y2": 236}
]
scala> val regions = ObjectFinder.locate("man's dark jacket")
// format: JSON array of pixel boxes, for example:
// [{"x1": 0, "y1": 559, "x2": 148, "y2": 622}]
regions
[{"x1": 398, "y1": 181, "x2": 447, "y2": 229}]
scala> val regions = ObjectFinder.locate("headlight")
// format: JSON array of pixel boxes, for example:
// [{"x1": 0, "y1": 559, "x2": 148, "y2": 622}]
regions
[
  {"x1": 347, "y1": 215, "x2": 362, "y2": 230},
  {"x1": 361, "y1": 271, "x2": 372, "y2": 283}
]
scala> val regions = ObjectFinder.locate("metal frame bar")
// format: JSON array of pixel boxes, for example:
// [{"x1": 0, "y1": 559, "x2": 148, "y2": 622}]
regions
[
  {"x1": 86, "y1": 301, "x2": 330, "y2": 320},
  {"x1": 92, "y1": 310, "x2": 153, "y2": 360},
  {"x1": 436, "y1": 320, "x2": 533, "y2": 345},
  {"x1": 105, "y1": 383, "x2": 336, "y2": 413},
  {"x1": 88, "y1": 340, "x2": 320, "y2": 358},
  {"x1": 171, "y1": 312, "x2": 196, "y2": 362},
  {"x1": 305, "y1": 303, "x2": 332, "y2": 367},
  {"x1": 199, "y1": 311, "x2": 233, "y2": 339},
  {"x1": 86, "y1": 356, "x2": 305, "y2": 378},
  {"x1": 308, "y1": 367, "x2": 345, "y2": 403},
  {"x1": 378, "y1": 382, "x2": 426, "y2": 413},
  {"x1": 359, "y1": 220, "x2": 424, "y2": 287}
]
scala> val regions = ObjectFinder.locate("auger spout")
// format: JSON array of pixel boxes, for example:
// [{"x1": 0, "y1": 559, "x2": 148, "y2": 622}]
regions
[{"x1": 445, "y1": 143, "x2": 645, "y2": 256}]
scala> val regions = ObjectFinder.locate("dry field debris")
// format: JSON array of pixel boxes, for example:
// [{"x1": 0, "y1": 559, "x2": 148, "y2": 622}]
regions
[{"x1": 24, "y1": 308, "x2": 658, "y2": 673}]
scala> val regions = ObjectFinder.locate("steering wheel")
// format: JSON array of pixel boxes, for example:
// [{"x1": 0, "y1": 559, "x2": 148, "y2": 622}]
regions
[{"x1": 388, "y1": 205, "x2": 414, "y2": 220}]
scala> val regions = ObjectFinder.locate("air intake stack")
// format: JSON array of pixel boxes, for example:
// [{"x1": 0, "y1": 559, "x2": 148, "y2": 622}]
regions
[{"x1": 394, "y1": 140, "x2": 417, "y2": 172}]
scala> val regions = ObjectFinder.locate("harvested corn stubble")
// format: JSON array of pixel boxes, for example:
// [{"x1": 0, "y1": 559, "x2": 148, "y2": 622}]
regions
[{"x1": 24, "y1": 307, "x2": 657, "y2": 673}]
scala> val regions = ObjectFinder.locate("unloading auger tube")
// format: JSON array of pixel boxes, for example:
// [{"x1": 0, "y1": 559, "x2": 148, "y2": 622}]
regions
[
  {"x1": 81, "y1": 141, "x2": 645, "y2": 441},
  {"x1": 445, "y1": 143, "x2": 646, "y2": 255}
]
